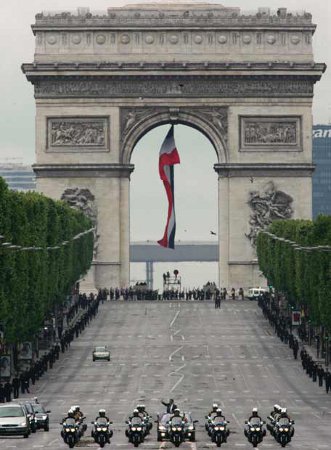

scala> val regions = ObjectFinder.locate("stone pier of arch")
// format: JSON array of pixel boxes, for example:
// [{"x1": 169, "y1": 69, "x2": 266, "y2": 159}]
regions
[{"x1": 22, "y1": 3, "x2": 325, "y2": 290}]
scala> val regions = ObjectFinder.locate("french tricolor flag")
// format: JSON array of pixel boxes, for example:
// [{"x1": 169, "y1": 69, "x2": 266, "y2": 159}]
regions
[{"x1": 157, "y1": 125, "x2": 180, "y2": 249}]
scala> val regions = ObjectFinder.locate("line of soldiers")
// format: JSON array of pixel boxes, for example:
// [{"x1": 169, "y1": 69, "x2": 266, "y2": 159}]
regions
[
  {"x1": 0, "y1": 296, "x2": 100, "y2": 404},
  {"x1": 300, "y1": 347, "x2": 331, "y2": 393},
  {"x1": 258, "y1": 294, "x2": 331, "y2": 394}
]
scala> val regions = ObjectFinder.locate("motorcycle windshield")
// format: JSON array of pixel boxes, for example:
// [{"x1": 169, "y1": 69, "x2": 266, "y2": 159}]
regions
[
  {"x1": 278, "y1": 418, "x2": 290, "y2": 426},
  {"x1": 213, "y1": 416, "x2": 225, "y2": 425},
  {"x1": 250, "y1": 418, "x2": 261, "y2": 426},
  {"x1": 96, "y1": 418, "x2": 108, "y2": 425},
  {"x1": 131, "y1": 417, "x2": 142, "y2": 425},
  {"x1": 171, "y1": 417, "x2": 183, "y2": 426},
  {"x1": 64, "y1": 418, "x2": 76, "y2": 426}
]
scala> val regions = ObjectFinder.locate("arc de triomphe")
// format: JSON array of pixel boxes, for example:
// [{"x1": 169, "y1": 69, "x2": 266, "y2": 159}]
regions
[{"x1": 22, "y1": 3, "x2": 325, "y2": 289}]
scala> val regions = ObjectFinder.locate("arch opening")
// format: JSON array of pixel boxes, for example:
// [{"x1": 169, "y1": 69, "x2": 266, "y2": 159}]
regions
[{"x1": 130, "y1": 123, "x2": 219, "y2": 292}]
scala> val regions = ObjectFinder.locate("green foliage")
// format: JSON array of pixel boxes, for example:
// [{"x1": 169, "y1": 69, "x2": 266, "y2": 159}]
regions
[
  {"x1": 0, "y1": 179, "x2": 93, "y2": 344},
  {"x1": 257, "y1": 216, "x2": 331, "y2": 331}
]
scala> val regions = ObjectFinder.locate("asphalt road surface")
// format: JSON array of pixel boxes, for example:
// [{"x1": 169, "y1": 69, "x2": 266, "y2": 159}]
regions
[{"x1": 1, "y1": 300, "x2": 330, "y2": 449}]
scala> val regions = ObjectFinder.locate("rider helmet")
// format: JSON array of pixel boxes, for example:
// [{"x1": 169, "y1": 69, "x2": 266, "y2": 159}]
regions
[
  {"x1": 252, "y1": 408, "x2": 258, "y2": 413},
  {"x1": 174, "y1": 409, "x2": 180, "y2": 416},
  {"x1": 133, "y1": 409, "x2": 139, "y2": 417},
  {"x1": 216, "y1": 408, "x2": 222, "y2": 415},
  {"x1": 281, "y1": 408, "x2": 287, "y2": 414},
  {"x1": 99, "y1": 409, "x2": 106, "y2": 417},
  {"x1": 212, "y1": 403, "x2": 218, "y2": 410}
]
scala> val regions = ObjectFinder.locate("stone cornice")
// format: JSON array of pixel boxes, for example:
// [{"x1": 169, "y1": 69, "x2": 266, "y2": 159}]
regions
[
  {"x1": 32, "y1": 7, "x2": 315, "y2": 32},
  {"x1": 214, "y1": 163, "x2": 315, "y2": 177},
  {"x1": 22, "y1": 61, "x2": 326, "y2": 75},
  {"x1": 33, "y1": 164, "x2": 135, "y2": 178}
]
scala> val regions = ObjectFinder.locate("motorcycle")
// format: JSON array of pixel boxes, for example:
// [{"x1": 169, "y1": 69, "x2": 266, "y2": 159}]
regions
[
  {"x1": 91, "y1": 418, "x2": 113, "y2": 447},
  {"x1": 244, "y1": 418, "x2": 266, "y2": 448},
  {"x1": 209, "y1": 417, "x2": 230, "y2": 447},
  {"x1": 168, "y1": 416, "x2": 186, "y2": 447},
  {"x1": 61, "y1": 418, "x2": 80, "y2": 448},
  {"x1": 273, "y1": 418, "x2": 294, "y2": 447},
  {"x1": 141, "y1": 413, "x2": 152, "y2": 436},
  {"x1": 126, "y1": 417, "x2": 145, "y2": 447}
]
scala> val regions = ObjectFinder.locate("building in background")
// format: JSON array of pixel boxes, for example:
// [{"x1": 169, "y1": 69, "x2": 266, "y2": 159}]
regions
[
  {"x1": 0, "y1": 160, "x2": 36, "y2": 192},
  {"x1": 312, "y1": 125, "x2": 331, "y2": 218}
]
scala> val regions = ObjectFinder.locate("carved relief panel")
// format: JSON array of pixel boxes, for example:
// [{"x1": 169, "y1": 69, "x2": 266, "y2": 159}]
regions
[
  {"x1": 47, "y1": 117, "x2": 110, "y2": 152},
  {"x1": 240, "y1": 116, "x2": 301, "y2": 152},
  {"x1": 246, "y1": 181, "x2": 294, "y2": 247}
]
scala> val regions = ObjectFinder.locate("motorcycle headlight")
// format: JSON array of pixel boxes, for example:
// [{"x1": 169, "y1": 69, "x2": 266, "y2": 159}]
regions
[
  {"x1": 214, "y1": 427, "x2": 220, "y2": 431},
  {"x1": 131, "y1": 427, "x2": 137, "y2": 431},
  {"x1": 188, "y1": 425, "x2": 194, "y2": 430},
  {"x1": 136, "y1": 427, "x2": 142, "y2": 431},
  {"x1": 255, "y1": 427, "x2": 260, "y2": 431},
  {"x1": 250, "y1": 428, "x2": 256, "y2": 432},
  {"x1": 279, "y1": 428, "x2": 284, "y2": 432},
  {"x1": 97, "y1": 427, "x2": 102, "y2": 431},
  {"x1": 284, "y1": 428, "x2": 289, "y2": 432},
  {"x1": 102, "y1": 427, "x2": 107, "y2": 431},
  {"x1": 176, "y1": 427, "x2": 182, "y2": 431},
  {"x1": 219, "y1": 426, "x2": 225, "y2": 431},
  {"x1": 159, "y1": 425, "x2": 166, "y2": 431},
  {"x1": 70, "y1": 428, "x2": 76, "y2": 432}
]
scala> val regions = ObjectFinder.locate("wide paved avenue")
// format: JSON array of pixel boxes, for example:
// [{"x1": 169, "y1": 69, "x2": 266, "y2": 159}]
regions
[{"x1": 1, "y1": 300, "x2": 330, "y2": 449}]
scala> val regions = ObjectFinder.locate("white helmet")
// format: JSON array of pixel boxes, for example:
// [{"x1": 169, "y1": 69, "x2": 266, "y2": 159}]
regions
[
  {"x1": 213, "y1": 403, "x2": 218, "y2": 408},
  {"x1": 252, "y1": 408, "x2": 258, "y2": 413},
  {"x1": 281, "y1": 408, "x2": 287, "y2": 413},
  {"x1": 99, "y1": 409, "x2": 106, "y2": 417}
]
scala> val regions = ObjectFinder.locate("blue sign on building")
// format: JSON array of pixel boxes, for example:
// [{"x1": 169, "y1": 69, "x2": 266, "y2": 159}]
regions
[{"x1": 312, "y1": 125, "x2": 331, "y2": 218}]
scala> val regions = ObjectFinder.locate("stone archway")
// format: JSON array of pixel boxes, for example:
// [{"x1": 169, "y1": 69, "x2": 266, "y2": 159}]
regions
[
  {"x1": 22, "y1": 3, "x2": 325, "y2": 290},
  {"x1": 120, "y1": 107, "x2": 228, "y2": 164}
]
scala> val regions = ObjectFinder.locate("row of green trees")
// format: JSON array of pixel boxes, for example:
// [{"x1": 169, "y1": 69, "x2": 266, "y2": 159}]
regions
[
  {"x1": 0, "y1": 178, "x2": 94, "y2": 344},
  {"x1": 257, "y1": 215, "x2": 331, "y2": 331}
]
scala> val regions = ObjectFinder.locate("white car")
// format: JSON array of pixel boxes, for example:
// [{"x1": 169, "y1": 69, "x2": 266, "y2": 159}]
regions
[
  {"x1": 92, "y1": 346, "x2": 110, "y2": 361},
  {"x1": 247, "y1": 287, "x2": 267, "y2": 300}
]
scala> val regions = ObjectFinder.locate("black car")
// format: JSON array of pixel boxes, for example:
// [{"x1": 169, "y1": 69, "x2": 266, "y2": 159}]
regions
[
  {"x1": 31, "y1": 403, "x2": 51, "y2": 431},
  {"x1": 20, "y1": 402, "x2": 37, "y2": 433}
]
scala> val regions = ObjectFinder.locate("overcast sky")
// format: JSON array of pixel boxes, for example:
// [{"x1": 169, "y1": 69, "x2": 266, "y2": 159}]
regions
[{"x1": 0, "y1": 0, "x2": 330, "y2": 243}]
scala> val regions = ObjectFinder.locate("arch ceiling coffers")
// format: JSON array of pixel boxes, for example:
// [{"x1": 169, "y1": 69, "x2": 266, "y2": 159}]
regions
[{"x1": 120, "y1": 106, "x2": 228, "y2": 164}]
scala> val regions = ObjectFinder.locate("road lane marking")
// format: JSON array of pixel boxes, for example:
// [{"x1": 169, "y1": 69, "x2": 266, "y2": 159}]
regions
[
  {"x1": 170, "y1": 310, "x2": 180, "y2": 328},
  {"x1": 169, "y1": 346, "x2": 183, "y2": 361}
]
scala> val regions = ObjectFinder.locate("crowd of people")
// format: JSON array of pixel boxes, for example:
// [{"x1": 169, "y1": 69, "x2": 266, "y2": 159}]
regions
[
  {"x1": 0, "y1": 294, "x2": 100, "y2": 404},
  {"x1": 258, "y1": 293, "x2": 331, "y2": 395}
]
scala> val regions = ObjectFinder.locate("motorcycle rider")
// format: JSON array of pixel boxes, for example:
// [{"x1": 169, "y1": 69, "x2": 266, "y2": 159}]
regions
[
  {"x1": 245, "y1": 408, "x2": 266, "y2": 438},
  {"x1": 278, "y1": 408, "x2": 294, "y2": 436},
  {"x1": 161, "y1": 398, "x2": 177, "y2": 414},
  {"x1": 73, "y1": 405, "x2": 84, "y2": 421},
  {"x1": 212, "y1": 408, "x2": 229, "y2": 442},
  {"x1": 170, "y1": 408, "x2": 183, "y2": 421},
  {"x1": 208, "y1": 403, "x2": 219, "y2": 417},
  {"x1": 248, "y1": 407, "x2": 262, "y2": 422},
  {"x1": 61, "y1": 409, "x2": 76, "y2": 438},
  {"x1": 93, "y1": 409, "x2": 111, "y2": 443}
]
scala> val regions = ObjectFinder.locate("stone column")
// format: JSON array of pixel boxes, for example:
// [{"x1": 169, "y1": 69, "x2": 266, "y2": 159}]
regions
[
  {"x1": 119, "y1": 176, "x2": 131, "y2": 287},
  {"x1": 217, "y1": 174, "x2": 230, "y2": 289}
]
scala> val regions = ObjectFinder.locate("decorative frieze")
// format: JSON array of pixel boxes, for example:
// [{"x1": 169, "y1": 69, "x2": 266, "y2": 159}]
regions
[
  {"x1": 35, "y1": 30, "x2": 311, "y2": 54},
  {"x1": 34, "y1": 76, "x2": 314, "y2": 99},
  {"x1": 240, "y1": 116, "x2": 301, "y2": 152},
  {"x1": 47, "y1": 117, "x2": 109, "y2": 152},
  {"x1": 246, "y1": 181, "x2": 294, "y2": 247}
]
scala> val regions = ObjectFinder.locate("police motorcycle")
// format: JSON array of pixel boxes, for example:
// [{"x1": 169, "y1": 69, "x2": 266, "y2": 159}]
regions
[
  {"x1": 61, "y1": 417, "x2": 81, "y2": 448},
  {"x1": 208, "y1": 414, "x2": 230, "y2": 447},
  {"x1": 168, "y1": 415, "x2": 186, "y2": 447},
  {"x1": 273, "y1": 417, "x2": 295, "y2": 447},
  {"x1": 126, "y1": 414, "x2": 145, "y2": 447},
  {"x1": 137, "y1": 404, "x2": 152, "y2": 436},
  {"x1": 244, "y1": 417, "x2": 266, "y2": 448},
  {"x1": 91, "y1": 417, "x2": 113, "y2": 447}
]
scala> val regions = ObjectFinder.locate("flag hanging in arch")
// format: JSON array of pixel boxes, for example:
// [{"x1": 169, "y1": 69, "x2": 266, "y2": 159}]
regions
[{"x1": 157, "y1": 125, "x2": 180, "y2": 249}]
